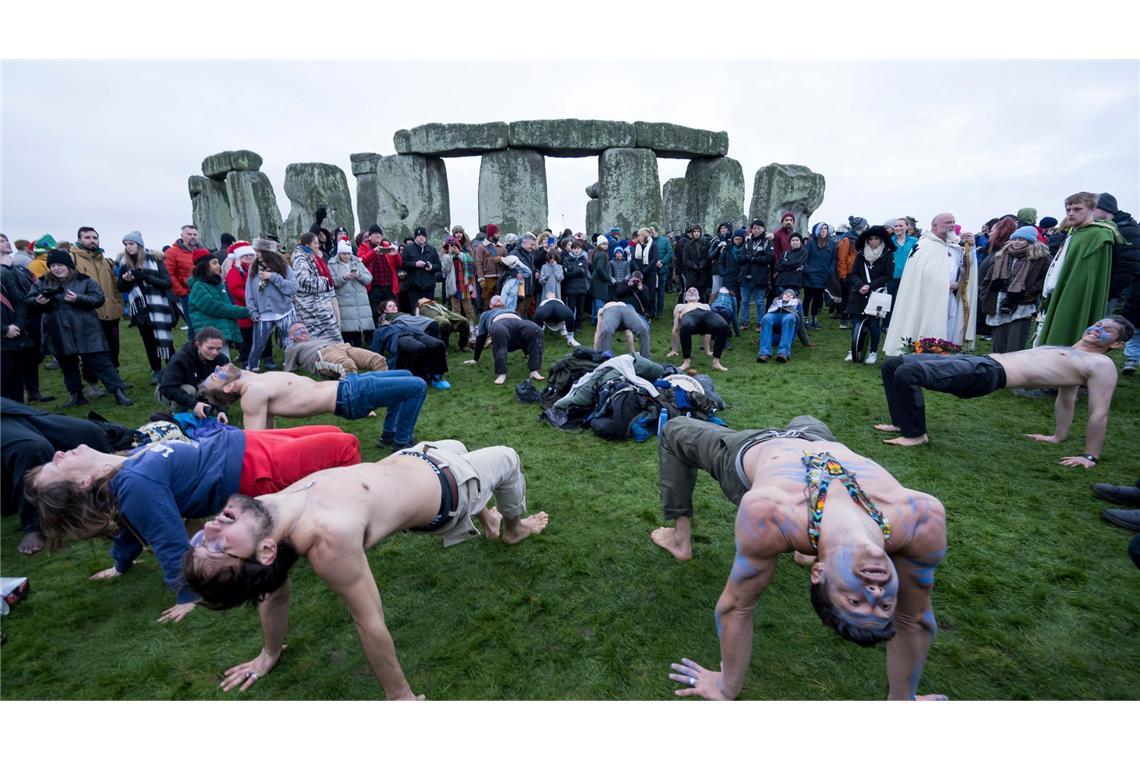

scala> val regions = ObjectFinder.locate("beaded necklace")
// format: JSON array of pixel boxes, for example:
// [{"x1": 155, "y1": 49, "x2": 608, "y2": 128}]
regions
[{"x1": 802, "y1": 451, "x2": 891, "y2": 549}]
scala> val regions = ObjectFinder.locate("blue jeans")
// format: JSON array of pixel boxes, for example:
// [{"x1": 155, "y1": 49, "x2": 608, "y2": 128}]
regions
[
  {"x1": 1125, "y1": 332, "x2": 1140, "y2": 363},
  {"x1": 334, "y1": 369, "x2": 426, "y2": 445},
  {"x1": 179, "y1": 295, "x2": 194, "y2": 339},
  {"x1": 655, "y1": 265, "x2": 672, "y2": 316},
  {"x1": 593, "y1": 297, "x2": 606, "y2": 322},
  {"x1": 759, "y1": 311, "x2": 797, "y2": 357},
  {"x1": 739, "y1": 280, "x2": 766, "y2": 327}
]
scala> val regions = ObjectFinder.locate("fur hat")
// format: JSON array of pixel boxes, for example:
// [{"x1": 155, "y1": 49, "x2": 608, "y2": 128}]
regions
[
  {"x1": 253, "y1": 237, "x2": 279, "y2": 254},
  {"x1": 46, "y1": 249, "x2": 74, "y2": 268}
]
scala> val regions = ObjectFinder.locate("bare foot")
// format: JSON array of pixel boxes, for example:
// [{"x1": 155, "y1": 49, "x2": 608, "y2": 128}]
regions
[
  {"x1": 494, "y1": 374, "x2": 507, "y2": 385},
  {"x1": 18, "y1": 531, "x2": 45, "y2": 555},
  {"x1": 883, "y1": 434, "x2": 929, "y2": 447},
  {"x1": 712, "y1": 359, "x2": 728, "y2": 372},
  {"x1": 502, "y1": 512, "x2": 550, "y2": 544},
  {"x1": 651, "y1": 527, "x2": 692, "y2": 561},
  {"x1": 705, "y1": 350, "x2": 714, "y2": 357},
  {"x1": 529, "y1": 371, "x2": 545, "y2": 381},
  {"x1": 678, "y1": 359, "x2": 692, "y2": 371},
  {"x1": 480, "y1": 507, "x2": 503, "y2": 540},
  {"x1": 873, "y1": 423, "x2": 901, "y2": 432},
  {"x1": 792, "y1": 550, "x2": 815, "y2": 567}
]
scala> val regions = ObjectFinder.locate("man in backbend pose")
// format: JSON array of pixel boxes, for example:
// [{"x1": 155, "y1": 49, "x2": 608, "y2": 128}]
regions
[
  {"x1": 874, "y1": 317, "x2": 1132, "y2": 467},
  {"x1": 182, "y1": 440, "x2": 549, "y2": 699},
  {"x1": 652, "y1": 415, "x2": 947, "y2": 700},
  {"x1": 665, "y1": 286, "x2": 729, "y2": 372}
]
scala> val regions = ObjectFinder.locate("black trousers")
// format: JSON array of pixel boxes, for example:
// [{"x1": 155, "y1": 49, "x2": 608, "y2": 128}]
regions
[
  {"x1": 0, "y1": 350, "x2": 39, "y2": 402},
  {"x1": 491, "y1": 320, "x2": 543, "y2": 376},
  {"x1": 58, "y1": 351, "x2": 125, "y2": 395},
  {"x1": 563, "y1": 293, "x2": 591, "y2": 334},
  {"x1": 803, "y1": 287, "x2": 825, "y2": 318},
  {"x1": 533, "y1": 300, "x2": 576, "y2": 330},
  {"x1": 680, "y1": 310, "x2": 729, "y2": 359},
  {"x1": 396, "y1": 333, "x2": 448, "y2": 379},
  {"x1": 134, "y1": 324, "x2": 166, "y2": 372},
  {"x1": 1, "y1": 405, "x2": 111, "y2": 532},
  {"x1": 82, "y1": 320, "x2": 120, "y2": 383},
  {"x1": 881, "y1": 354, "x2": 1007, "y2": 438},
  {"x1": 404, "y1": 284, "x2": 436, "y2": 311}
]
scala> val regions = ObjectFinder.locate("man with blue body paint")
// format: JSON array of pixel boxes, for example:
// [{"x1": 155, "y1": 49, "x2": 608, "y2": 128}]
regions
[{"x1": 653, "y1": 416, "x2": 947, "y2": 700}]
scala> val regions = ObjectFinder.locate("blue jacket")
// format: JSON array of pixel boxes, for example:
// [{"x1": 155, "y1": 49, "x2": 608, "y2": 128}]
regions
[
  {"x1": 109, "y1": 428, "x2": 245, "y2": 603},
  {"x1": 802, "y1": 238, "x2": 837, "y2": 288},
  {"x1": 245, "y1": 266, "x2": 299, "y2": 319}
]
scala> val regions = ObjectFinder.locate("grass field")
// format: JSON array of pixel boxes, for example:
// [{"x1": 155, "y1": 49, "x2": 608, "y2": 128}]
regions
[{"x1": 2, "y1": 312, "x2": 1138, "y2": 701}]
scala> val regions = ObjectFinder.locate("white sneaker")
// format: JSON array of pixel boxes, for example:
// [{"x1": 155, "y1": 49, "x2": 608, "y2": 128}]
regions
[
  {"x1": 844, "y1": 352, "x2": 853, "y2": 362},
  {"x1": 864, "y1": 351, "x2": 878, "y2": 365},
  {"x1": 567, "y1": 337, "x2": 580, "y2": 347}
]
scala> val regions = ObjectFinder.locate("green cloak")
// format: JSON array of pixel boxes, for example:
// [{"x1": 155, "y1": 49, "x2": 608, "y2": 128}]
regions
[{"x1": 1038, "y1": 220, "x2": 1121, "y2": 346}]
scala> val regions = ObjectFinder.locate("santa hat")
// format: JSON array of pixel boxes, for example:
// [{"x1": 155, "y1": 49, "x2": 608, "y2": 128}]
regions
[{"x1": 226, "y1": 240, "x2": 255, "y2": 260}]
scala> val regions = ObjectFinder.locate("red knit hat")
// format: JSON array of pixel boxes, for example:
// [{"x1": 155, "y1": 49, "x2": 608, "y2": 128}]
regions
[
  {"x1": 485, "y1": 223, "x2": 499, "y2": 237},
  {"x1": 192, "y1": 247, "x2": 213, "y2": 264},
  {"x1": 781, "y1": 211, "x2": 795, "y2": 222}
]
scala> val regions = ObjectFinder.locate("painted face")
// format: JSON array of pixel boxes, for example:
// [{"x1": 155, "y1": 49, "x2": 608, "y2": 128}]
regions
[
  {"x1": 822, "y1": 545, "x2": 900, "y2": 626},
  {"x1": 34, "y1": 445, "x2": 106, "y2": 488},
  {"x1": 1080, "y1": 320, "x2": 1121, "y2": 347},
  {"x1": 194, "y1": 496, "x2": 272, "y2": 563},
  {"x1": 288, "y1": 323, "x2": 310, "y2": 342}
]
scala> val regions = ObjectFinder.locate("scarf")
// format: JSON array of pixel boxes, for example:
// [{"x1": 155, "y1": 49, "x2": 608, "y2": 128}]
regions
[
  {"x1": 862, "y1": 243, "x2": 885, "y2": 265},
  {"x1": 304, "y1": 247, "x2": 336, "y2": 288},
  {"x1": 125, "y1": 251, "x2": 174, "y2": 362},
  {"x1": 803, "y1": 451, "x2": 891, "y2": 550}
]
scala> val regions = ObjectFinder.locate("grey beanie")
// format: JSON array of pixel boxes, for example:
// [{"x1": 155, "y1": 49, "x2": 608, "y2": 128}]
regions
[{"x1": 122, "y1": 230, "x2": 145, "y2": 249}]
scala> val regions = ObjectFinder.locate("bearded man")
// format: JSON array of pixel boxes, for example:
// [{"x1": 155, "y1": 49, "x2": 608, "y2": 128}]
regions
[{"x1": 883, "y1": 213, "x2": 978, "y2": 356}]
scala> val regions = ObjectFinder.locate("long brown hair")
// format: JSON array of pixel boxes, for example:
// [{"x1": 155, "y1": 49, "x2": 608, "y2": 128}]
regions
[
  {"x1": 25, "y1": 467, "x2": 119, "y2": 550},
  {"x1": 987, "y1": 218, "x2": 1018, "y2": 256},
  {"x1": 250, "y1": 249, "x2": 288, "y2": 278}
]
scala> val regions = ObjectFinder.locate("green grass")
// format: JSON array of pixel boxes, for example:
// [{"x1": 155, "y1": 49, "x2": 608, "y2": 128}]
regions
[{"x1": 2, "y1": 314, "x2": 1138, "y2": 700}]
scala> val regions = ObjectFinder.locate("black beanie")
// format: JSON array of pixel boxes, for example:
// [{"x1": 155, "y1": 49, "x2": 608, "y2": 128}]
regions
[
  {"x1": 219, "y1": 233, "x2": 236, "y2": 249},
  {"x1": 47, "y1": 250, "x2": 74, "y2": 268},
  {"x1": 1097, "y1": 193, "x2": 1119, "y2": 215},
  {"x1": 1039, "y1": 216, "x2": 1058, "y2": 228},
  {"x1": 368, "y1": 224, "x2": 383, "y2": 235}
]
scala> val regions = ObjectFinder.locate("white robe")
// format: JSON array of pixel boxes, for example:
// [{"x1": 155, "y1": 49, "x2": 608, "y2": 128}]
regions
[{"x1": 883, "y1": 231, "x2": 978, "y2": 356}]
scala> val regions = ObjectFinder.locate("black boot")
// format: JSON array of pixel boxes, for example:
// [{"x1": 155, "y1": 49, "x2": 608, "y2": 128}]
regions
[
  {"x1": 112, "y1": 388, "x2": 134, "y2": 407},
  {"x1": 61, "y1": 393, "x2": 88, "y2": 408},
  {"x1": 28, "y1": 392, "x2": 56, "y2": 402}
]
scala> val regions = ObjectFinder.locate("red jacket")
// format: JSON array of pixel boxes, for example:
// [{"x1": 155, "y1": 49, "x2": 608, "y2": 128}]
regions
[
  {"x1": 225, "y1": 263, "x2": 253, "y2": 329},
  {"x1": 165, "y1": 240, "x2": 195, "y2": 297}
]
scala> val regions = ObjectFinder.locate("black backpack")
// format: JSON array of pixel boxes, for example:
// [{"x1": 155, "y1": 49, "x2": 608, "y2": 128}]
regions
[{"x1": 588, "y1": 379, "x2": 657, "y2": 440}]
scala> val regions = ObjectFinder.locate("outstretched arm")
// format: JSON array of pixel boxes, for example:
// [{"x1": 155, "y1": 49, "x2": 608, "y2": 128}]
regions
[
  {"x1": 1065, "y1": 363, "x2": 1118, "y2": 466},
  {"x1": 220, "y1": 577, "x2": 292, "y2": 692}
]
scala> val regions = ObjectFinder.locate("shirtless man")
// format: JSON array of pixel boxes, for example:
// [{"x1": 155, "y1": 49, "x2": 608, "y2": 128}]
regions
[
  {"x1": 665, "y1": 287, "x2": 729, "y2": 372},
  {"x1": 874, "y1": 317, "x2": 1133, "y2": 466},
  {"x1": 182, "y1": 440, "x2": 550, "y2": 699},
  {"x1": 594, "y1": 300, "x2": 651, "y2": 358},
  {"x1": 463, "y1": 295, "x2": 544, "y2": 385},
  {"x1": 198, "y1": 362, "x2": 425, "y2": 450},
  {"x1": 651, "y1": 416, "x2": 946, "y2": 700}
]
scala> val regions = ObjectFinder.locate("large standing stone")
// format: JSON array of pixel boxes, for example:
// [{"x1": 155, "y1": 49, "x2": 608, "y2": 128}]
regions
[
  {"x1": 354, "y1": 154, "x2": 451, "y2": 245},
  {"x1": 683, "y1": 157, "x2": 745, "y2": 234},
  {"x1": 188, "y1": 176, "x2": 234, "y2": 251},
  {"x1": 749, "y1": 164, "x2": 826, "y2": 236},
  {"x1": 201, "y1": 150, "x2": 263, "y2": 181},
  {"x1": 393, "y1": 122, "x2": 509, "y2": 157},
  {"x1": 507, "y1": 119, "x2": 635, "y2": 157},
  {"x1": 224, "y1": 171, "x2": 283, "y2": 241},
  {"x1": 585, "y1": 199, "x2": 601, "y2": 236},
  {"x1": 634, "y1": 122, "x2": 728, "y2": 159},
  {"x1": 661, "y1": 178, "x2": 687, "y2": 234},
  {"x1": 585, "y1": 182, "x2": 601, "y2": 199},
  {"x1": 478, "y1": 150, "x2": 548, "y2": 235},
  {"x1": 281, "y1": 163, "x2": 356, "y2": 247},
  {"x1": 596, "y1": 148, "x2": 662, "y2": 238}
]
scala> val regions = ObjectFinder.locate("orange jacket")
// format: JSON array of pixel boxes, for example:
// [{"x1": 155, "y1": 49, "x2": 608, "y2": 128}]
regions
[
  {"x1": 165, "y1": 240, "x2": 195, "y2": 297},
  {"x1": 836, "y1": 236, "x2": 858, "y2": 280}
]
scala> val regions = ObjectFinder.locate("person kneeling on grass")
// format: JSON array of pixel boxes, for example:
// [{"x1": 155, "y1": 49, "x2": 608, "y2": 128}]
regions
[
  {"x1": 464, "y1": 295, "x2": 545, "y2": 385},
  {"x1": 25, "y1": 425, "x2": 361, "y2": 623},
  {"x1": 874, "y1": 316, "x2": 1132, "y2": 466},
  {"x1": 666, "y1": 287, "x2": 729, "y2": 372},
  {"x1": 652, "y1": 415, "x2": 946, "y2": 700},
  {"x1": 182, "y1": 440, "x2": 549, "y2": 700},
  {"x1": 198, "y1": 363, "x2": 425, "y2": 451}
]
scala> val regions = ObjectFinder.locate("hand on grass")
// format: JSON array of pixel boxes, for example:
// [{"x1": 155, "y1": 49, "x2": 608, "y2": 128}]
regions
[
  {"x1": 1059, "y1": 456, "x2": 1095, "y2": 469},
  {"x1": 668, "y1": 658, "x2": 730, "y2": 700},
  {"x1": 158, "y1": 601, "x2": 197, "y2": 624},
  {"x1": 89, "y1": 566, "x2": 121, "y2": 580},
  {"x1": 221, "y1": 647, "x2": 285, "y2": 693}
]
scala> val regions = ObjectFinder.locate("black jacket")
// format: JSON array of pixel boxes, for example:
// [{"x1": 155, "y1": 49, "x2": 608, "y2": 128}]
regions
[
  {"x1": 27, "y1": 273, "x2": 109, "y2": 356},
  {"x1": 740, "y1": 235, "x2": 773, "y2": 284},
  {"x1": 1110, "y1": 211, "x2": 1140, "y2": 299},
  {"x1": 401, "y1": 242, "x2": 442, "y2": 291},
  {"x1": 561, "y1": 252, "x2": 591, "y2": 296},
  {"x1": 677, "y1": 236, "x2": 709, "y2": 273},
  {"x1": 612, "y1": 279, "x2": 648, "y2": 315},
  {"x1": 844, "y1": 251, "x2": 895, "y2": 316},
  {"x1": 773, "y1": 247, "x2": 808, "y2": 291},
  {"x1": 159, "y1": 340, "x2": 231, "y2": 409},
  {"x1": 1, "y1": 264, "x2": 35, "y2": 352}
]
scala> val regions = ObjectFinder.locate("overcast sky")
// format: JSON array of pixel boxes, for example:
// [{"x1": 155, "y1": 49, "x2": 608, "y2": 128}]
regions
[{"x1": 2, "y1": 60, "x2": 1137, "y2": 251}]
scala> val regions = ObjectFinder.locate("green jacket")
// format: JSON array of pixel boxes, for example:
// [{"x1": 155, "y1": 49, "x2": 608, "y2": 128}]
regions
[
  {"x1": 1039, "y1": 220, "x2": 1120, "y2": 346},
  {"x1": 188, "y1": 276, "x2": 249, "y2": 343}
]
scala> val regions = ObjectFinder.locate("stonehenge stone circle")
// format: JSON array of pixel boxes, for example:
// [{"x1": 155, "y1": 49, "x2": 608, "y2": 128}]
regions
[
  {"x1": 597, "y1": 148, "x2": 662, "y2": 237},
  {"x1": 478, "y1": 150, "x2": 549, "y2": 236},
  {"x1": 189, "y1": 175, "x2": 235, "y2": 251},
  {"x1": 633, "y1": 122, "x2": 728, "y2": 159},
  {"x1": 281, "y1": 162, "x2": 355, "y2": 246},
  {"x1": 585, "y1": 182, "x2": 601, "y2": 199},
  {"x1": 661, "y1": 178, "x2": 687, "y2": 234},
  {"x1": 750, "y1": 164, "x2": 826, "y2": 236},
  {"x1": 224, "y1": 170, "x2": 282, "y2": 242},
  {"x1": 354, "y1": 153, "x2": 451, "y2": 245},
  {"x1": 508, "y1": 119, "x2": 634, "y2": 158},
  {"x1": 201, "y1": 150, "x2": 263, "y2": 181},
  {"x1": 683, "y1": 157, "x2": 745, "y2": 234},
  {"x1": 585, "y1": 199, "x2": 601, "y2": 236},
  {"x1": 393, "y1": 122, "x2": 509, "y2": 157}
]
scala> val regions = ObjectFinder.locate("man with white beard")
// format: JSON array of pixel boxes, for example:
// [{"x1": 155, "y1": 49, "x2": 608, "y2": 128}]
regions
[{"x1": 883, "y1": 213, "x2": 978, "y2": 356}]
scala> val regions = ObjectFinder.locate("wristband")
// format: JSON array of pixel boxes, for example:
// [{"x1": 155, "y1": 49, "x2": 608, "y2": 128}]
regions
[{"x1": 1082, "y1": 454, "x2": 1098, "y2": 463}]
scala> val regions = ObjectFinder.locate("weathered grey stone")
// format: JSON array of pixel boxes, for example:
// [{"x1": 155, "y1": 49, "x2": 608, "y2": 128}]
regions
[
  {"x1": 281, "y1": 163, "x2": 356, "y2": 248},
  {"x1": 749, "y1": 164, "x2": 826, "y2": 237},
  {"x1": 682, "y1": 157, "x2": 745, "y2": 234},
  {"x1": 356, "y1": 154, "x2": 451, "y2": 245},
  {"x1": 393, "y1": 122, "x2": 509, "y2": 157},
  {"x1": 508, "y1": 119, "x2": 634, "y2": 158},
  {"x1": 201, "y1": 150, "x2": 263, "y2": 180},
  {"x1": 224, "y1": 171, "x2": 283, "y2": 241},
  {"x1": 188, "y1": 176, "x2": 234, "y2": 251},
  {"x1": 634, "y1": 122, "x2": 728, "y2": 159},
  {"x1": 478, "y1": 150, "x2": 548, "y2": 235},
  {"x1": 585, "y1": 199, "x2": 600, "y2": 236},
  {"x1": 662, "y1": 178, "x2": 687, "y2": 234},
  {"x1": 585, "y1": 182, "x2": 601, "y2": 199},
  {"x1": 350, "y1": 152, "x2": 383, "y2": 176},
  {"x1": 596, "y1": 148, "x2": 661, "y2": 238}
]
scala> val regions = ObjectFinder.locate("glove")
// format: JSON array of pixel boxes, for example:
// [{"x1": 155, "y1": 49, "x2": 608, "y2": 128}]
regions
[{"x1": 315, "y1": 205, "x2": 328, "y2": 224}]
